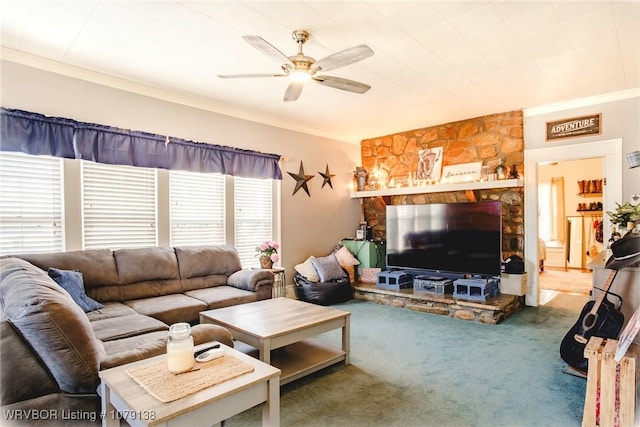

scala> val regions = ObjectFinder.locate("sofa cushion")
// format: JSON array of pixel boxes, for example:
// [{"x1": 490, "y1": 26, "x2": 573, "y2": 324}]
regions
[
  {"x1": 186, "y1": 285, "x2": 259, "y2": 309},
  {"x1": 1, "y1": 392, "x2": 100, "y2": 424},
  {"x1": 117, "y1": 278, "x2": 184, "y2": 302},
  {"x1": 175, "y1": 245, "x2": 242, "y2": 279},
  {"x1": 124, "y1": 294, "x2": 207, "y2": 325},
  {"x1": 180, "y1": 275, "x2": 229, "y2": 292},
  {"x1": 90, "y1": 314, "x2": 167, "y2": 342},
  {"x1": 0, "y1": 321, "x2": 60, "y2": 406},
  {"x1": 48, "y1": 267, "x2": 104, "y2": 313},
  {"x1": 100, "y1": 324, "x2": 234, "y2": 370},
  {"x1": 86, "y1": 302, "x2": 138, "y2": 322},
  {"x1": 14, "y1": 248, "x2": 119, "y2": 288},
  {"x1": 0, "y1": 257, "x2": 105, "y2": 394},
  {"x1": 114, "y1": 247, "x2": 180, "y2": 284}
]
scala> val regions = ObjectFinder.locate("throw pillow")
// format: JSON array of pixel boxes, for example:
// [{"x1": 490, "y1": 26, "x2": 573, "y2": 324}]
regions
[
  {"x1": 48, "y1": 268, "x2": 104, "y2": 313},
  {"x1": 334, "y1": 246, "x2": 360, "y2": 283},
  {"x1": 342, "y1": 265, "x2": 356, "y2": 285},
  {"x1": 311, "y1": 254, "x2": 347, "y2": 282},
  {"x1": 294, "y1": 256, "x2": 320, "y2": 282}
]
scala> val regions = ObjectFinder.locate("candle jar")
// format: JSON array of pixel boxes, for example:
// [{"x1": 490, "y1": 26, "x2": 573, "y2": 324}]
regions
[{"x1": 167, "y1": 323, "x2": 194, "y2": 374}]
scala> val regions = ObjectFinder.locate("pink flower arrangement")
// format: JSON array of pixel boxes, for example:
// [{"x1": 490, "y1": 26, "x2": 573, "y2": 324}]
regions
[{"x1": 255, "y1": 240, "x2": 280, "y2": 263}]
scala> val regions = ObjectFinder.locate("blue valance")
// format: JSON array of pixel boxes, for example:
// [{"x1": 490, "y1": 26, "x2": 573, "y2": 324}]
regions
[
  {"x1": 74, "y1": 123, "x2": 170, "y2": 170},
  {"x1": 0, "y1": 109, "x2": 76, "y2": 158},
  {"x1": 166, "y1": 137, "x2": 283, "y2": 178},
  {"x1": 0, "y1": 108, "x2": 282, "y2": 180}
]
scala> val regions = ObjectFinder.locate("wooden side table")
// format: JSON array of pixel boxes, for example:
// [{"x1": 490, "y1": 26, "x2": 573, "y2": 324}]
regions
[
  {"x1": 255, "y1": 267, "x2": 286, "y2": 298},
  {"x1": 269, "y1": 267, "x2": 286, "y2": 298},
  {"x1": 98, "y1": 342, "x2": 280, "y2": 426}
]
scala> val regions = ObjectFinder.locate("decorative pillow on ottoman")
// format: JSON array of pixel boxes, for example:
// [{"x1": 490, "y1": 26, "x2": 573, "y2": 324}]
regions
[
  {"x1": 294, "y1": 256, "x2": 320, "y2": 282},
  {"x1": 334, "y1": 246, "x2": 360, "y2": 283},
  {"x1": 311, "y1": 254, "x2": 347, "y2": 282},
  {"x1": 48, "y1": 267, "x2": 104, "y2": 313}
]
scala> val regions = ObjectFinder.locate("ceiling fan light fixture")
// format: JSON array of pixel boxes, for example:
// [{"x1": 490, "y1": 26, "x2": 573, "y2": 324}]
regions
[
  {"x1": 220, "y1": 30, "x2": 374, "y2": 101},
  {"x1": 289, "y1": 70, "x2": 311, "y2": 83}
]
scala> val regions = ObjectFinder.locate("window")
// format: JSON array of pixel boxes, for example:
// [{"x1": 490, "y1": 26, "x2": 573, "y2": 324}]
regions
[
  {"x1": 0, "y1": 152, "x2": 63, "y2": 255},
  {"x1": 170, "y1": 170, "x2": 226, "y2": 246},
  {"x1": 82, "y1": 161, "x2": 157, "y2": 249},
  {"x1": 234, "y1": 177, "x2": 273, "y2": 267},
  {"x1": 0, "y1": 153, "x2": 278, "y2": 259},
  {"x1": 549, "y1": 177, "x2": 566, "y2": 244},
  {"x1": 538, "y1": 181, "x2": 551, "y2": 242}
]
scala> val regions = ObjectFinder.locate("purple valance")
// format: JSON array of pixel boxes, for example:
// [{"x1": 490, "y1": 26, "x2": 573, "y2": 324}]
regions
[
  {"x1": 166, "y1": 137, "x2": 283, "y2": 178},
  {"x1": 1, "y1": 108, "x2": 282, "y2": 180},
  {"x1": 0, "y1": 109, "x2": 76, "y2": 158},
  {"x1": 74, "y1": 123, "x2": 170, "y2": 170}
]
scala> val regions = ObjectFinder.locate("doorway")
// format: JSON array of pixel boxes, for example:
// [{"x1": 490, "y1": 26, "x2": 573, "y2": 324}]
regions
[
  {"x1": 524, "y1": 139, "x2": 623, "y2": 306},
  {"x1": 537, "y1": 158, "x2": 605, "y2": 298}
]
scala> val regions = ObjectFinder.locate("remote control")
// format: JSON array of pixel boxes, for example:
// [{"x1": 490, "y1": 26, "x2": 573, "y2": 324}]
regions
[
  {"x1": 195, "y1": 347, "x2": 224, "y2": 362},
  {"x1": 194, "y1": 344, "x2": 220, "y2": 358}
]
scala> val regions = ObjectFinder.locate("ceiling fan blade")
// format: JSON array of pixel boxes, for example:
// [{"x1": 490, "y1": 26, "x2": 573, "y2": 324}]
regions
[
  {"x1": 284, "y1": 81, "x2": 304, "y2": 102},
  {"x1": 217, "y1": 73, "x2": 287, "y2": 79},
  {"x1": 243, "y1": 35, "x2": 294, "y2": 67},
  {"x1": 313, "y1": 75, "x2": 371, "y2": 94},
  {"x1": 311, "y1": 45, "x2": 374, "y2": 72}
]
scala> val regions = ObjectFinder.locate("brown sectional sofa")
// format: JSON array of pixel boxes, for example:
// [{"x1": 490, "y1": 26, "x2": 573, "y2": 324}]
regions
[{"x1": 0, "y1": 245, "x2": 274, "y2": 426}]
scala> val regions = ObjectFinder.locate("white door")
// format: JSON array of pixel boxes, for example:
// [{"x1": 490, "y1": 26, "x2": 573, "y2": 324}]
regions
[{"x1": 566, "y1": 216, "x2": 583, "y2": 268}]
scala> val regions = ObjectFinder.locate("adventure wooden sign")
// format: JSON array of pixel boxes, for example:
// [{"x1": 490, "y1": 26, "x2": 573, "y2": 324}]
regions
[{"x1": 546, "y1": 113, "x2": 601, "y2": 141}]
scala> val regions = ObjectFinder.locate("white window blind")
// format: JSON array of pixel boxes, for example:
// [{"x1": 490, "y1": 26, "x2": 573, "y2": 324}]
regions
[
  {"x1": 82, "y1": 161, "x2": 157, "y2": 249},
  {"x1": 234, "y1": 177, "x2": 273, "y2": 268},
  {"x1": 169, "y1": 170, "x2": 226, "y2": 246},
  {"x1": 0, "y1": 152, "x2": 63, "y2": 255}
]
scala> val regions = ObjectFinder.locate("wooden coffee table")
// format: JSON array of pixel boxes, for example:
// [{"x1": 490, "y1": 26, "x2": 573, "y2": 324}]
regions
[
  {"x1": 200, "y1": 297, "x2": 350, "y2": 385},
  {"x1": 98, "y1": 342, "x2": 280, "y2": 426}
]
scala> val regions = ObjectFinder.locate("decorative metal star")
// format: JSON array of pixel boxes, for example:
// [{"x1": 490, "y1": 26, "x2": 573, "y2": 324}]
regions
[
  {"x1": 287, "y1": 161, "x2": 314, "y2": 196},
  {"x1": 319, "y1": 164, "x2": 335, "y2": 189}
]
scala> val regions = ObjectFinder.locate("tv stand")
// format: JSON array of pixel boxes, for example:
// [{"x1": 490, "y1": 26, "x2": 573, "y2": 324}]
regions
[
  {"x1": 376, "y1": 268, "x2": 500, "y2": 301},
  {"x1": 353, "y1": 281, "x2": 522, "y2": 324}
]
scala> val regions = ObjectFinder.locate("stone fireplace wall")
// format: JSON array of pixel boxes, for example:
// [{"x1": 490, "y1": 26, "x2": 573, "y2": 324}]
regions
[{"x1": 360, "y1": 110, "x2": 525, "y2": 259}]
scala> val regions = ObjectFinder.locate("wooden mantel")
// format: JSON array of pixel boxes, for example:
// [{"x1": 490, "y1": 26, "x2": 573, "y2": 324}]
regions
[{"x1": 350, "y1": 178, "x2": 524, "y2": 199}]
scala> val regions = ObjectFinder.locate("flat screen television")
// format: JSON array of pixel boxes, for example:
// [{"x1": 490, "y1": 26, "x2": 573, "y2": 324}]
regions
[{"x1": 386, "y1": 201, "x2": 502, "y2": 277}]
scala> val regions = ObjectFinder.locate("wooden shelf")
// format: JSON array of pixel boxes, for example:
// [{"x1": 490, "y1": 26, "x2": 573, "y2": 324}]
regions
[
  {"x1": 350, "y1": 178, "x2": 523, "y2": 198},
  {"x1": 233, "y1": 339, "x2": 346, "y2": 386},
  {"x1": 578, "y1": 192, "x2": 603, "y2": 197},
  {"x1": 578, "y1": 210, "x2": 603, "y2": 215}
]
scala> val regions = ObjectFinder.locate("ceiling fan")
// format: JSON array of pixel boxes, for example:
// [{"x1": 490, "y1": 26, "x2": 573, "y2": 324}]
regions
[{"x1": 218, "y1": 30, "x2": 374, "y2": 102}]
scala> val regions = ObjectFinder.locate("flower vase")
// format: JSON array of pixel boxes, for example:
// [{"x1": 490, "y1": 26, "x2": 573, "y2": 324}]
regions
[{"x1": 259, "y1": 256, "x2": 273, "y2": 269}]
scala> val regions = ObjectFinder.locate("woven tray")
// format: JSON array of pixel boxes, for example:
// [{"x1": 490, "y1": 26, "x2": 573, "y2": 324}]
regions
[{"x1": 126, "y1": 355, "x2": 254, "y2": 403}]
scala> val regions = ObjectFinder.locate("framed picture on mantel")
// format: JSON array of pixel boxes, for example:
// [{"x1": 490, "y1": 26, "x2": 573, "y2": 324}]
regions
[{"x1": 416, "y1": 147, "x2": 443, "y2": 181}]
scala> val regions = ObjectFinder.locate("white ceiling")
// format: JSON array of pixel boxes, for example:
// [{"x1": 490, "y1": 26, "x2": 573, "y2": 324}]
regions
[{"x1": 1, "y1": 1, "x2": 638, "y2": 143}]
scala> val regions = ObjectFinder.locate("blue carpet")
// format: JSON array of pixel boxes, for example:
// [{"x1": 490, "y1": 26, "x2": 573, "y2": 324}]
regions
[{"x1": 227, "y1": 293, "x2": 588, "y2": 426}]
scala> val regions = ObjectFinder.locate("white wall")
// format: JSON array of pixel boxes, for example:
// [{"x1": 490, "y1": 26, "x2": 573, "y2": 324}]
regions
[
  {"x1": 0, "y1": 60, "x2": 362, "y2": 285},
  {"x1": 523, "y1": 91, "x2": 638, "y2": 305},
  {"x1": 525, "y1": 94, "x2": 640, "y2": 202}
]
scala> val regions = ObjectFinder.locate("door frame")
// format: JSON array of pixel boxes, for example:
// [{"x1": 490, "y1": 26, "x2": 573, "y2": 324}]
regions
[{"x1": 524, "y1": 138, "x2": 622, "y2": 306}]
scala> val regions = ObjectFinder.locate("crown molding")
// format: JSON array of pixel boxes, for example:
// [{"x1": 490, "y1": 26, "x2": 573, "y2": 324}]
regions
[
  {"x1": 523, "y1": 88, "x2": 640, "y2": 117},
  {"x1": 1, "y1": 48, "x2": 356, "y2": 144}
]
